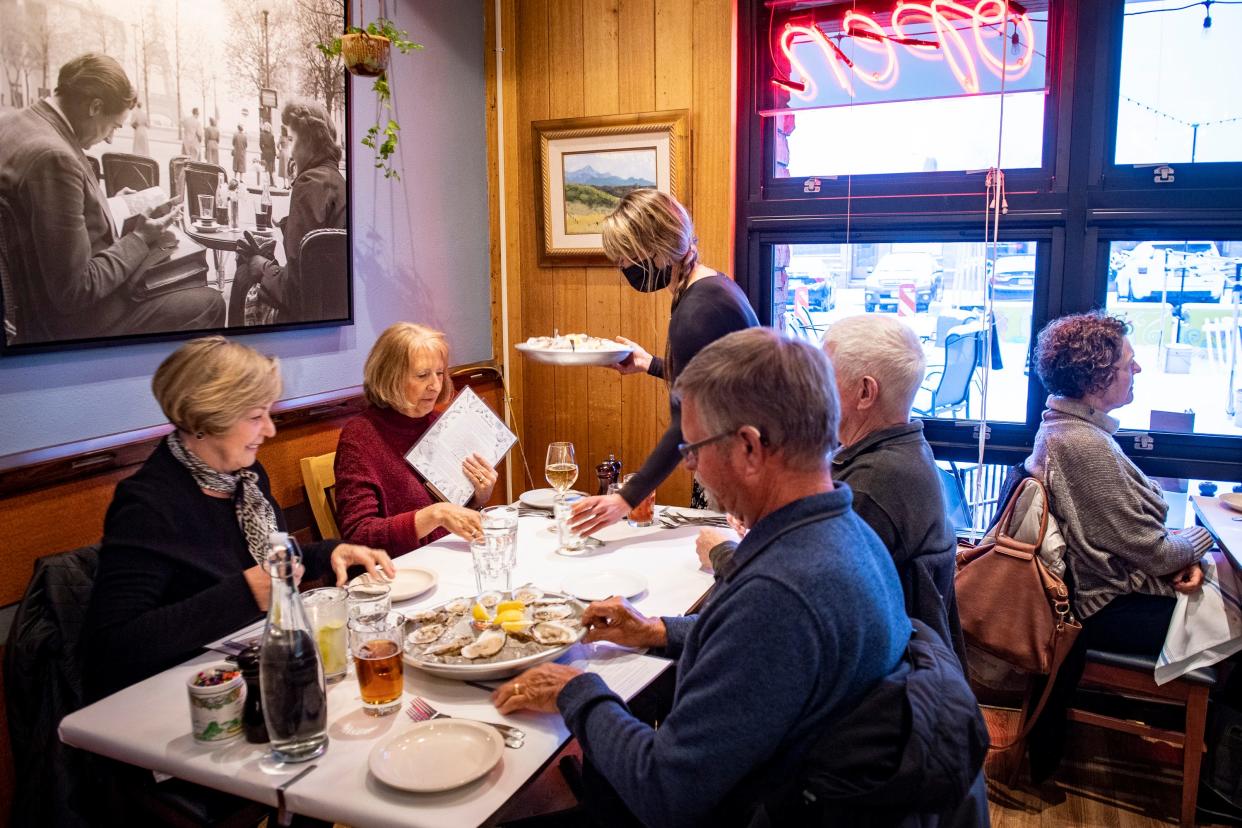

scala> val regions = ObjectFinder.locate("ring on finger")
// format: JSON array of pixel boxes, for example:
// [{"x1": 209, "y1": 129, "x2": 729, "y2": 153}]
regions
[{"x1": 513, "y1": 683, "x2": 523, "y2": 696}]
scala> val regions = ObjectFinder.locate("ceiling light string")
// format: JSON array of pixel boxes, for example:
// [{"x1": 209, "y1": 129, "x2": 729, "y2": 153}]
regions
[
  {"x1": 971, "y1": 0, "x2": 1011, "y2": 538},
  {"x1": 845, "y1": 0, "x2": 856, "y2": 260}
]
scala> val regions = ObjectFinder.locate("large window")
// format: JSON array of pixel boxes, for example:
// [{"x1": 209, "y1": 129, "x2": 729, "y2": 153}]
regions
[
  {"x1": 776, "y1": 241, "x2": 1036, "y2": 423},
  {"x1": 736, "y1": 0, "x2": 1242, "y2": 482},
  {"x1": 783, "y1": 92, "x2": 1045, "y2": 178},
  {"x1": 1115, "y1": 0, "x2": 1242, "y2": 166},
  {"x1": 765, "y1": 0, "x2": 1051, "y2": 179},
  {"x1": 1105, "y1": 239, "x2": 1242, "y2": 438}
]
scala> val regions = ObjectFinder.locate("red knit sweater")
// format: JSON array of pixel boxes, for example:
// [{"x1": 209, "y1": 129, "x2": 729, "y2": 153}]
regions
[{"x1": 333, "y1": 405, "x2": 449, "y2": 554}]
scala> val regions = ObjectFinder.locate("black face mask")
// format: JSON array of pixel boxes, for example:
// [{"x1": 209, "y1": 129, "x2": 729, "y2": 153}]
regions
[{"x1": 621, "y1": 260, "x2": 673, "y2": 293}]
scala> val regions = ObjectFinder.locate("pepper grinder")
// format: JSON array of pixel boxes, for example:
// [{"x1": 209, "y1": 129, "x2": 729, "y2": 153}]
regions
[
  {"x1": 235, "y1": 644, "x2": 270, "y2": 744},
  {"x1": 595, "y1": 454, "x2": 622, "y2": 495}
]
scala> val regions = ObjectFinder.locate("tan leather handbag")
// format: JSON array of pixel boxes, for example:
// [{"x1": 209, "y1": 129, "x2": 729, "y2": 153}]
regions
[{"x1": 955, "y1": 477, "x2": 1081, "y2": 748}]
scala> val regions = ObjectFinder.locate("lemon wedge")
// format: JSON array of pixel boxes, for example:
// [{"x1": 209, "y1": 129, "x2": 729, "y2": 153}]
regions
[
  {"x1": 494, "y1": 609, "x2": 525, "y2": 625},
  {"x1": 500, "y1": 619, "x2": 532, "y2": 634},
  {"x1": 496, "y1": 599, "x2": 526, "y2": 614},
  {"x1": 471, "y1": 602, "x2": 491, "y2": 622}
]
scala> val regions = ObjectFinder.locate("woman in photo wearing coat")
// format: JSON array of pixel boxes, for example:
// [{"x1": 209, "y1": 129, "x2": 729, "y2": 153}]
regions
[{"x1": 229, "y1": 100, "x2": 346, "y2": 325}]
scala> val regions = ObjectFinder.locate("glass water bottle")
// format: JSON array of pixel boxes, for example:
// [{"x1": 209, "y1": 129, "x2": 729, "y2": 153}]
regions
[{"x1": 259, "y1": 532, "x2": 328, "y2": 763}]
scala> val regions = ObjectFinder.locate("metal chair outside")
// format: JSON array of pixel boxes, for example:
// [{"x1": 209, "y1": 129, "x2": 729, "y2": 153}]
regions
[{"x1": 100, "y1": 152, "x2": 159, "y2": 197}]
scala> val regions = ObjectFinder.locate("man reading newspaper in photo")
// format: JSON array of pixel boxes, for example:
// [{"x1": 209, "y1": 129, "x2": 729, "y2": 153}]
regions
[{"x1": 0, "y1": 53, "x2": 224, "y2": 345}]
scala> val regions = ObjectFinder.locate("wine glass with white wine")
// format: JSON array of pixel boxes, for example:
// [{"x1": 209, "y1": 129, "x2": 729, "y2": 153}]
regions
[{"x1": 545, "y1": 442, "x2": 578, "y2": 501}]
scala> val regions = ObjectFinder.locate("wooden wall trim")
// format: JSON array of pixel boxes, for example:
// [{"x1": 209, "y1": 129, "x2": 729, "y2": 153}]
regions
[
  {"x1": 0, "y1": 362, "x2": 504, "y2": 499},
  {"x1": 0, "y1": 386, "x2": 365, "y2": 499},
  {"x1": 0, "y1": 360, "x2": 506, "y2": 609}
]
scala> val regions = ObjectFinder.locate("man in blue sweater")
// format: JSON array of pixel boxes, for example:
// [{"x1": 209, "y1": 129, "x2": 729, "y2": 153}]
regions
[{"x1": 493, "y1": 328, "x2": 912, "y2": 827}]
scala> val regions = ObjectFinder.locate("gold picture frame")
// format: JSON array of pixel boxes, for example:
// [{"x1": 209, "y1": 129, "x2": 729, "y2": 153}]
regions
[{"x1": 533, "y1": 110, "x2": 689, "y2": 267}]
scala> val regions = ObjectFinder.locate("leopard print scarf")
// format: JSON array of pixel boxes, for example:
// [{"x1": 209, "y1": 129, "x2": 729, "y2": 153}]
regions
[{"x1": 167, "y1": 430, "x2": 278, "y2": 566}]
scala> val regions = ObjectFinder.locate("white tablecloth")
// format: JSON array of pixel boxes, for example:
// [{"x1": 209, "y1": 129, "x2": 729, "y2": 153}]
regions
[{"x1": 60, "y1": 512, "x2": 713, "y2": 828}]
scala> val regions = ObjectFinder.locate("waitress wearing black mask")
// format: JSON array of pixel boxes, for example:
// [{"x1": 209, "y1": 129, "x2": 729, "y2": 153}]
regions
[{"x1": 569, "y1": 189, "x2": 758, "y2": 536}]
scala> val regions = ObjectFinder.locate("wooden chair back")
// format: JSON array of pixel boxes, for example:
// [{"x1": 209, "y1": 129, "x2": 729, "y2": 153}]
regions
[{"x1": 299, "y1": 452, "x2": 339, "y2": 541}]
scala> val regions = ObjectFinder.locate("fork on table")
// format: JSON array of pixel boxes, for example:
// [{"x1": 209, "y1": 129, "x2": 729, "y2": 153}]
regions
[
  {"x1": 406, "y1": 697, "x2": 526, "y2": 748},
  {"x1": 660, "y1": 510, "x2": 730, "y2": 528}
]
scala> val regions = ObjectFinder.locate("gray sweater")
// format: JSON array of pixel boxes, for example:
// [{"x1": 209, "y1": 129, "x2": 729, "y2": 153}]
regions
[{"x1": 1025, "y1": 396, "x2": 1200, "y2": 618}]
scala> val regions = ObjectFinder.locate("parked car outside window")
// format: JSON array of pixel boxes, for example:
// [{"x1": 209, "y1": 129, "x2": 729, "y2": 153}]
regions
[
  {"x1": 989, "y1": 254, "x2": 1036, "y2": 301},
  {"x1": 1113, "y1": 241, "x2": 1226, "y2": 303},
  {"x1": 784, "y1": 271, "x2": 836, "y2": 311},
  {"x1": 864, "y1": 252, "x2": 943, "y2": 312}
]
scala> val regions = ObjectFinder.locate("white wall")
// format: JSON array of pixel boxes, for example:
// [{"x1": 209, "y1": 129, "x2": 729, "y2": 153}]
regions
[{"x1": 0, "y1": 0, "x2": 491, "y2": 457}]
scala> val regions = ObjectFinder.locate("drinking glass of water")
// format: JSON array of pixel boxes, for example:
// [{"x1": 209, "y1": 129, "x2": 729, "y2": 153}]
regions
[
  {"x1": 471, "y1": 535, "x2": 513, "y2": 595},
  {"x1": 196, "y1": 193, "x2": 215, "y2": 223},
  {"x1": 480, "y1": 505, "x2": 519, "y2": 566}
]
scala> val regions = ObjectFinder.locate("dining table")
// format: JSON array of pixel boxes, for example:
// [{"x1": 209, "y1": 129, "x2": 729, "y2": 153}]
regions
[
  {"x1": 59, "y1": 506, "x2": 716, "y2": 828},
  {"x1": 1191, "y1": 494, "x2": 1242, "y2": 571},
  {"x1": 183, "y1": 219, "x2": 285, "y2": 315}
]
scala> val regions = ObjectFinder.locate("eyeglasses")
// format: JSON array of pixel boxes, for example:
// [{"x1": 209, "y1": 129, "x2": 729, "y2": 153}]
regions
[{"x1": 677, "y1": 429, "x2": 738, "y2": 462}]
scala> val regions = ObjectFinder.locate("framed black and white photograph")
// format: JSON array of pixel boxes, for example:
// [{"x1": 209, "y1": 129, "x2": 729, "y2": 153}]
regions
[{"x1": 0, "y1": 0, "x2": 352, "y2": 353}]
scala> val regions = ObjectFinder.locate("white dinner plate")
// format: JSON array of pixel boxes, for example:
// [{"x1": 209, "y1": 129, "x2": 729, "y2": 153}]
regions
[
  {"x1": 369, "y1": 720, "x2": 503, "y2": 793},
  {"x1": 518, "y1": 488, "x2": 588, "y2": 510},
  {"x1": 561, "y1": 569, "x2": 648, "y2": 601},
  {"x1": 514, "y1": 343, "x2": 632, "y2": 367},
  {"x1": 191, "y1": 222, "x2": 220, "y2": 233},
  {"x1": 350, "y1": 567, "x2": 438, "y2": 603}
]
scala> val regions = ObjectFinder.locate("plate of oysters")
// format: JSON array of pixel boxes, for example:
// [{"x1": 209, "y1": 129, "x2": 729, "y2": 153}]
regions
[
  {"x1": 515, "y1": 333, "x2": 632, "y2": 367},
  {"x1": 402, "y1": 586, "x2": 587, "y2": 681}
]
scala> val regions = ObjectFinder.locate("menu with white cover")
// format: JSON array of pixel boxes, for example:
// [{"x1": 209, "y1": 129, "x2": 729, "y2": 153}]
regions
[{"x1": 405, "y1": 387, "x2": 516, "y2": 505}]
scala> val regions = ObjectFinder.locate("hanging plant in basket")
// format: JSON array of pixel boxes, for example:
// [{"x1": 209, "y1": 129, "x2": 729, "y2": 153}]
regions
[{"x1": 319, "y1": 18, "x2": 421, "y2": 180}]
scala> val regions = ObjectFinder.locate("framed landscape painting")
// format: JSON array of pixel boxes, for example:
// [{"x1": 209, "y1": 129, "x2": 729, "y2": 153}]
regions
[
  {"x1": 533, "y1": 110, "x2": 688, "y2": 266},
  {"x1": 0, "y1": 0, "x2": 351, "y2": 353}
]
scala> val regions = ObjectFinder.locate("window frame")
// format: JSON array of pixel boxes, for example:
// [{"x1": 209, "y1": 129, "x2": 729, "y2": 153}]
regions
[
  {"x1": 1098, "y1": 0, "x2": 1242, "y2": 192},
  {"x1": 735, "y1": 0, "x2": 1242, "y2": 483},
  {"x1": 754, "y1": 0, "x2": 1067, "y2": 203}
]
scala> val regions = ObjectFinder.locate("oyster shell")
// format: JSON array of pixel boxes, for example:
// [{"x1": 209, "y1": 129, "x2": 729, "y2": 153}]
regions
[
  {"x1": 443, "y1": 598, "x2": 470, "y2": 615},
  {"x1": 409, "y1": 623, "x2": 444, "y2": 644},
  {"x1": 460, "y1": 629, "x2": 507, "y2": 659},
  {"x1": 499, "y1": 619, "x2": 535, "y2": 640},
  {"x1": 410, "y1": 609, "x2": 444, "y2": 625},
  {"x1": 477, "y1": 591, "x2": 503, "y2": 609},
  {"x1": 533, "y1": 603, "x2": 573, "y2": 621},
  {"x1": 513, "y1": 586, "x2": 543, "y2": 603},
  {"x1": 423, "y1": 635, "x2": 473, "y2": 657},
  {"x1": 531, "y1": 621, "x2": 577, "y2": 645}
]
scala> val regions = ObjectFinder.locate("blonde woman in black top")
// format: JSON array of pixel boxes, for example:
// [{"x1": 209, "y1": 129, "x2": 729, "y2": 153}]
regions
[{"x1": 570, "y1": 189, "x2": 758, "y2": 536}]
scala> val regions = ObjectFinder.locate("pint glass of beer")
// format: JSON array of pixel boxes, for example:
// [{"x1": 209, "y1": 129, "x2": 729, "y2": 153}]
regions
[{"x1": 348, "y1": 611, "x2": 406, "y2": 716}]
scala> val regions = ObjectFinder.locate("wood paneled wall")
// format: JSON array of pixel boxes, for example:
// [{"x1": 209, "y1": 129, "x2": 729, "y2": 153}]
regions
[{"x1": 487, "y1": 0, "x2": 736, "y2": 503}]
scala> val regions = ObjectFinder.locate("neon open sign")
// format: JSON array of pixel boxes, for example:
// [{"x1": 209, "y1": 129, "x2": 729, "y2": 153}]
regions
[{"x1": 764, "y1": 0, "x2": 1048, "y2": 115}]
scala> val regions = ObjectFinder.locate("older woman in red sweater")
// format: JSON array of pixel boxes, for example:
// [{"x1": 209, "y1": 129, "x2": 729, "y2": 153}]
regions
[{"x1": 334, "y1": 323, "x2": 496, "y2": 554}]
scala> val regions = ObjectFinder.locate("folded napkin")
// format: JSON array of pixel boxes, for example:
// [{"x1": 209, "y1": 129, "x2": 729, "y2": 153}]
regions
[{"x1": 1156, "y1": 550, "x2": 1242, "y2": 685}]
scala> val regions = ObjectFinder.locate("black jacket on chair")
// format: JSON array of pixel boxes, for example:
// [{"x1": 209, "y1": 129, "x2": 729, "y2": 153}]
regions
[
  {"x1": 4, "y1": 544, "x2": 99, "y2": 827},
  {"x1": 748, "y1": 620, "x2": 991, "y2": 828}
]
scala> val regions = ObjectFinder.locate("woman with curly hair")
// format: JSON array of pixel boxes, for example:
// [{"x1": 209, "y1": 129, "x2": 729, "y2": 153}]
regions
[
  {"x1": 229, "y1": 100, "x2": 345, "y2": 325},
  {"x1": 1022, "y1": 311, "x2": 1216, "y2": 779}
]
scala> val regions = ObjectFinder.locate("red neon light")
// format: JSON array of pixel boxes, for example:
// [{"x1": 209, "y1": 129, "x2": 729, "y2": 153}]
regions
[
  {"x1": 843, "y1": 11, "x2": 899, "y2": 91},
  {"x1": 972, "y1": 0, "x2": 1034, "y2": 81},
  {"x1": 771, "y1": 76, "x2": 807, "y2": 93},
  {"x1": 776, "y1": 0, "x2": 1035, "y2": 102}
]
